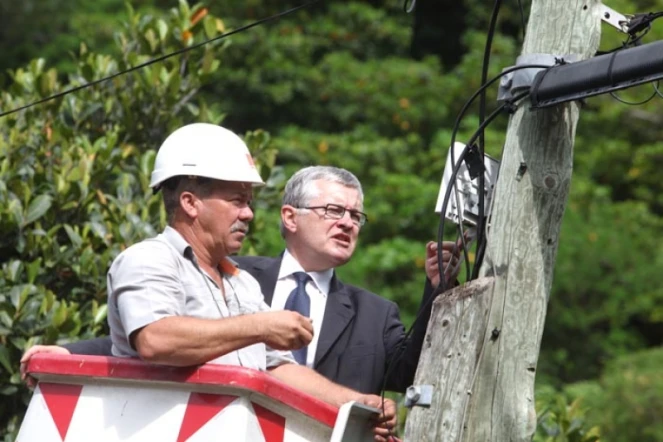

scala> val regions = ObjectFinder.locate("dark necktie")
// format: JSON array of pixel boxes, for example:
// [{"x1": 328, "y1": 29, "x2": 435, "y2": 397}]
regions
[{"x1": 283, "y1": 272, "x2": 311, "y2": 365}]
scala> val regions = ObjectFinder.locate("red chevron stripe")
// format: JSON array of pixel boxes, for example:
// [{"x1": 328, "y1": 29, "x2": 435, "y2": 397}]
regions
[
  {"x1": 176, "y1": 393, "x2": 236, "y2": 442},
  {"x1": 253, "y1": 403, "x2": 285, "y2": 442},
  {"x1": 39, "y1": 382, "x2": 83, "y2": 440}
]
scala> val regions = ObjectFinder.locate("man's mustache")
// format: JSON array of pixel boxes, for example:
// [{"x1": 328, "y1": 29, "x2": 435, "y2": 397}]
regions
[{"x1": 230, "y1": 222, "x2": 249, "y2": 234}]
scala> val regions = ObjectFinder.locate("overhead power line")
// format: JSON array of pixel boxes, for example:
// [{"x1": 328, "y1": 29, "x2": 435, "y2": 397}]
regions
[{"x1": 0, "y1": 0, "x2": 322, "y2": 119}]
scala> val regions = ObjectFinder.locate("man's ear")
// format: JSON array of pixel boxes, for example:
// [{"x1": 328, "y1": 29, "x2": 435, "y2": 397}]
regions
[
  {"x1": 179, "y1": 191, "x2": 199, "y2": 219},
  {"x1": 281, "y1": 205, "x2": 298, "y2": 233}
]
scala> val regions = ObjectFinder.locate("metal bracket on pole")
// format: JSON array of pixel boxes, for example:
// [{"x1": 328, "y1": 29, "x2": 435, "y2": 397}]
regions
[
  {"x1": 404, "y1": 385, "x2": 434, "y2": 408},
  {"x1": 497, "y1": 54, "x2": 579, "y2": 103},
  {"x1": 600, "y1": 4, "x2": 630, "y2": 33}
]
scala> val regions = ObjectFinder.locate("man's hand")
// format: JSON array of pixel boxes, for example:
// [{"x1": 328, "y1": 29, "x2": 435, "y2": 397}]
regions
[
  {"x1": 425, "y1": 240, "x2": 462, "y2": 288},
  {"x1": 20, "y1": 345, "x2": 71, "y2": 388},
  {"x1": 259, "y1": 311, "x2": 314, "y2": 351},
  {"x1": 357, "y1": 395, "x2": 398, "y2": 442}
]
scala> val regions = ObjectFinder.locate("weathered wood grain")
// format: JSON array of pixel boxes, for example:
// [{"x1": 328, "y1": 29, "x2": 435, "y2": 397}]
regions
[{"x1": 403, "y1": 278, "x2": 493, "y2": 441}]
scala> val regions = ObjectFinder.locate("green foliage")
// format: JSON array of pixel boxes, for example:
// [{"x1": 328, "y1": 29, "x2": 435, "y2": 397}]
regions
[
  {"x1": 0, "y1": 3, "x2": 276, "y2": 438},
  {"x1": 583, "y1": 348, "x2": 663, "y2": 442},
  {"x1": 536, "y1": 347, "x2": 663, "y2": 441},
  {"x1": 541, "y1": 176, "x2": 663, "y2": 381},
  {"x1": 534, "y1": 384, "x2": 601, "y2": 442}
]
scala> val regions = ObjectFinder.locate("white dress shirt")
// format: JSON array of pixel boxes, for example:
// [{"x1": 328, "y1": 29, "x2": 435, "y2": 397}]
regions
[{"x1": 271, "y1": 250, "x2": 333, "y2": 368}]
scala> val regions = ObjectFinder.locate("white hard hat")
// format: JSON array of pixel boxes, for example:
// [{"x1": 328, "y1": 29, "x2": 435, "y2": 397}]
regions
[{"x1": 150, "y1": 123, "x2": 265, "y2": 190}]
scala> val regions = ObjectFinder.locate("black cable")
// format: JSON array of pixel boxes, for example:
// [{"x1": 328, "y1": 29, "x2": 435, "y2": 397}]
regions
[
  {"x1": 379, "y1": 90, "x2": 531, "y2": 417},
  {"x1": 376, "y1": 6, "x2": 512, "y2": 428},
  {"x1": 474, "y1": 0, "x2": 503, "y2": 282},
  {"x1": 445, "y1": 62, "x2": 554, "y2": 197},
  {"x1": 378, "y1": 141, "x2": 470, "y2": 438},
  {"x1": 0, "y1": 0, "x2": 323, "y2": 119},
  {"x1": 437, "y1": 90, "x2": 530, "y2": 292},
  {"x1": 654, "y1": 81, "x2": 663, "y2": 99},
  {"x1": 627, "y1": 11, "x2": 663, "y2": 35},
  {"x1": 435, "y1": 144, "x2": 474, "y2": 293},
  {"x1": 610, "y1": 85, "x2": 658, "y2": 105},
  {"x1": 596, "y1": 24, "x2": 651, "y2": 56},
  {"x1": 445, "y1": 63, "x2": 551, "y2": 286},
  {"x1": 596, "y1": 10, "x2": 663, "y2": 56},
  {"x1": 378, "y1": 140, "x2": 473, "y2": 435}
]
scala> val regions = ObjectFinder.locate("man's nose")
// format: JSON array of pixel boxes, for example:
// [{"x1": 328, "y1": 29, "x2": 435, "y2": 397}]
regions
[
  {"x1": 336, "y1": 211, "x2": 354, "y2": 228},
  {"x1": 239, "y1": 205, "x2": 254, "y2": 221}
]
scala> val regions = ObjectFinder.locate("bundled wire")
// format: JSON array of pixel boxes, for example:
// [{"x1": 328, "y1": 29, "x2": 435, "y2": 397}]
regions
[
  {"x1": 379, "y1": 71, "x2": 536, "y2": 425},
  {"x1": 598, "y1": 10, "x2": 663, "y2": 56},
  {"x1": 626, "y1": 11, "x2": 663, "y2": 35},
  {"x1": 598, "y1": 11, "x2": 663, "y2": 106},
  {"x1": 441, "y1": 63, "x2": 551, "y2": 292},
  {"x1": 473, "y1": 0, "x2": 503, "y2": 282}
]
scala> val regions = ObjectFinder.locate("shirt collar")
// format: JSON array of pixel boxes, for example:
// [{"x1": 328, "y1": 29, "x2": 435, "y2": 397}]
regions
[
  {"x1": 161, "y1": 226, "x2": 240, "y2": 277},
  {"x1": 278, "y1": 249, "x2": 333, "y2": 296}
]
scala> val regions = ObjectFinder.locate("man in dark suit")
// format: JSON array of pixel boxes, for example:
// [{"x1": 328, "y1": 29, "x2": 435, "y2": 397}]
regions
[
  {"x1": 22, "y1": 166, "x2": 460, "y2": 395},
  {"x1": 232, "y1": 254, "x2": 440, "y2": 395}
]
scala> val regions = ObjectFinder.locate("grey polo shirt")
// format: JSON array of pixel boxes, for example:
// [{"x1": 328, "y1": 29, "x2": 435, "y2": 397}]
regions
[{"x1": 107, "y1": 226, "x2": 294, "y2": 370}]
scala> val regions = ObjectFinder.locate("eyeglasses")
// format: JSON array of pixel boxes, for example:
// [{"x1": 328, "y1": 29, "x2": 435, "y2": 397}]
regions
[{"x1": 297, "y1": 204, "x2": 368, "y2": 226}]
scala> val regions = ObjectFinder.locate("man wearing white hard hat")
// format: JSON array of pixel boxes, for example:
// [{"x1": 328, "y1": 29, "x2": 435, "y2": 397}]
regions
[{"x1": 104, "y1": 123, "x2": 396, "y2": 438}]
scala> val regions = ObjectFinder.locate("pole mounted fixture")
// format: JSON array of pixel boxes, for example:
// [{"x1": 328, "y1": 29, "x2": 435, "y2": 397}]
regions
[
  {"x1": 529, "y1": 40, "x2": 663, "y2": 108},
  {"x1": 600, "y1": 4, "x2": 630, "y2": 33},
  {"x1": 497, "y1": 54, "x2": 578, "y2": 103},
  {"x1": 435, "y1": 142, "x2": 500, "y2": 227}
]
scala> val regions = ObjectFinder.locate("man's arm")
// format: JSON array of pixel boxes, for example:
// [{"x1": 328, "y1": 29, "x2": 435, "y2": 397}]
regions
[
  {"x1": 269, "y1": 362, "x2": 364, "y2": 407},
  {"x1": 268, "y1": 364, "x2": 397, "y2": 441},
  {"x1": 132, "y1": 310, "x2": 313, "y2": 366},
  {"x1": 382, "y1": 300, "x2": 423, "y2": 393},
  {"x1": 383, "y1": 241, "x2": 461, "y2": 392}
]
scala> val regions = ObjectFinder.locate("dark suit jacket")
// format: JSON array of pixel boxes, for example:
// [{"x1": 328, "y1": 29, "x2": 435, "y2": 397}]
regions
[
  {"x1": 64, "y1": 255, "x2": 436, "y2": 395},
  {"x1": 233, "y1": 256, "x2": 435, "y2": 395}
]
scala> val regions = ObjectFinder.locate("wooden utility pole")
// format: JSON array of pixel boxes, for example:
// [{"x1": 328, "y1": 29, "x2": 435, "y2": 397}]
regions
[{"x1": 404, "y1": 1, "x2": 602, "y2": 441}]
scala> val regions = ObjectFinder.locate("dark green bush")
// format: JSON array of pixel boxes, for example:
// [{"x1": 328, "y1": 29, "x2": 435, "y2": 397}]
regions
[
  {"x1": 0, "y1": 3, "x2": 281, "y2": 438},
  {"x1": 583, "y1": 348, "x2": 663, "y2": 442}
]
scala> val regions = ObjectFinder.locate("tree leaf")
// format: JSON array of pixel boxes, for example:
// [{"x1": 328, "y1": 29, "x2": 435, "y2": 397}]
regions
[
  {"x1": 7, "y1": 198, "x2": 24, "y2": 226},
  {"x1": 0, "y1": 311, "x2": 13, "y2": 329},
  {"x1": 0, "y1": 345, "x2": 14, "y2": 375},
  {"x1": 94, "y1": 304, "x2": 108, "y2": 325},
  {"x1": 51, "y1": 302, "x2": 68, "y2": 328},
  {"x1": 26, "y1": 258, "x2": 42, "y2": 284},
  {"x1": 0, "y1": 384, "x2": 18, "y2": 396},
  {"x1": 157, "y1": 19, "x2": 168, "y2": 41},
  {"x1": 203, "y1": 15, "x2": 216, "y2": 39},
  {"x1": 23, "y1": 194, "x2": 52, "y2": 226},
  {"x1": 63, "y1": 225, "x2": 83, "y2": 248},
  {"x1": 6, "y1": 260, "x2": 22, "y2": 282}
]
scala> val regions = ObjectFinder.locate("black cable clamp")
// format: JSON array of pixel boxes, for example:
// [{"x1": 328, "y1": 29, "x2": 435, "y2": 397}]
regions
[
  {"x1": 600, "y1": 5, "x2": 663, "y2": 37},
  {"x1": 463, "y1": 144, "x2": 485, "y2": 180},
  {"x1": 627, "y1": 12, "x2": 663, "y2": 35},
  {"x1": 497, "y1": 54, "x2": 579, "y2": 104}
]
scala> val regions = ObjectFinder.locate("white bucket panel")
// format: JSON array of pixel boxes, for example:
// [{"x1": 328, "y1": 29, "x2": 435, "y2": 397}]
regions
[{"x1": 17, "y1": 354, "x2": 380, "y2": 442}]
